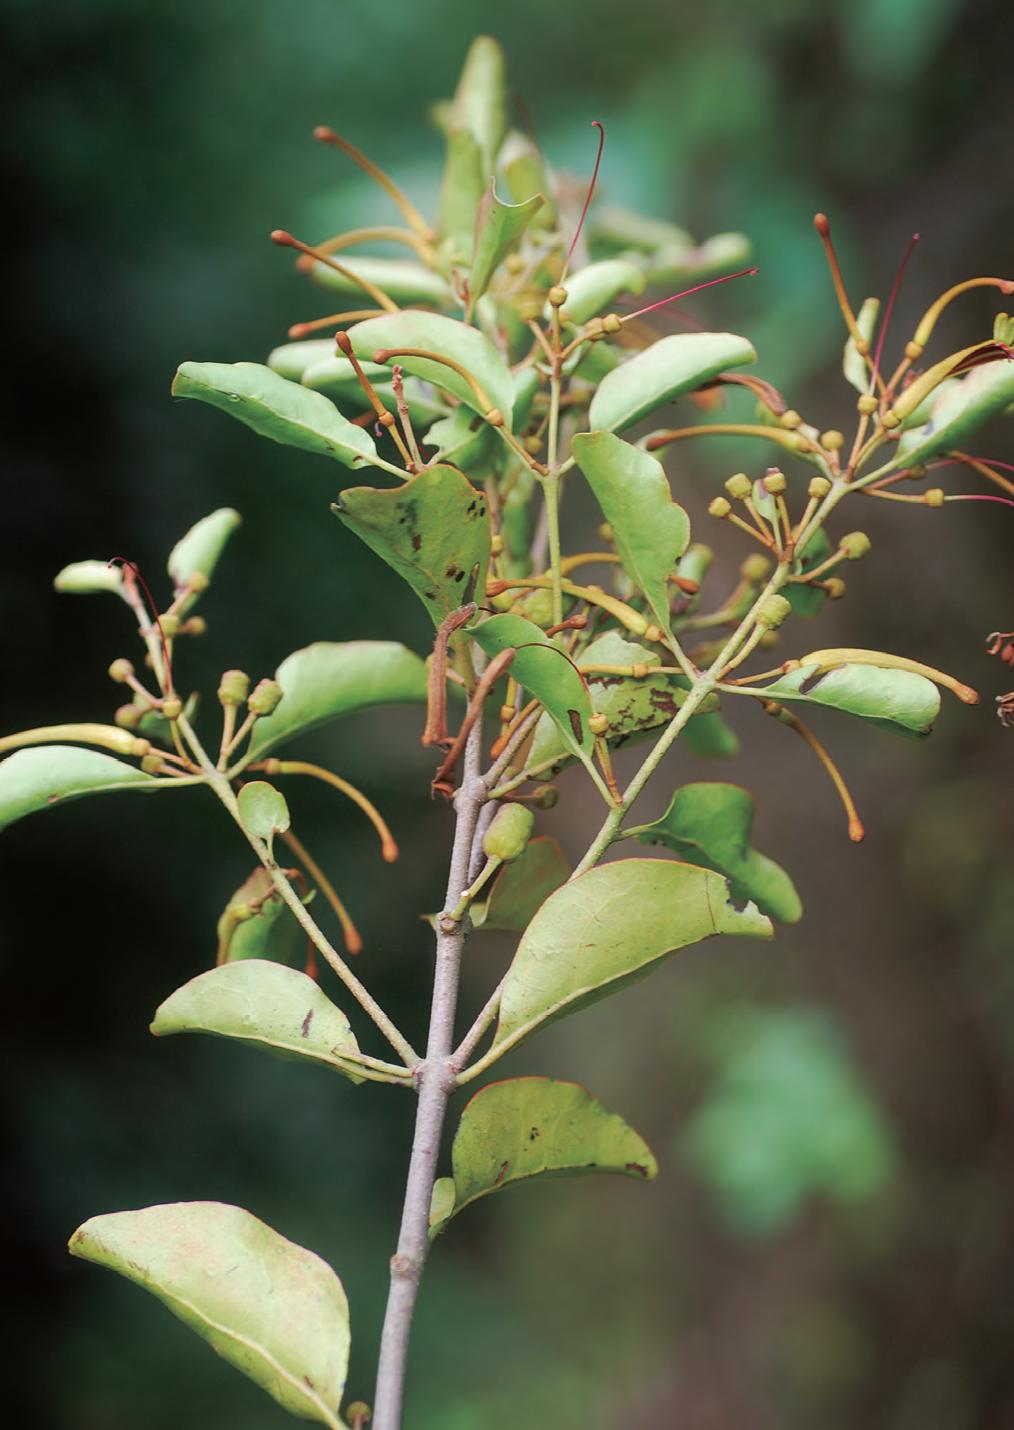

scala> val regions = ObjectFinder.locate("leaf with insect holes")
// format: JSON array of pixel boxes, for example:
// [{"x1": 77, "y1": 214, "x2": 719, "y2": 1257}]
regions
[
  {"x1": 843, "y1": 297, "x2": 879, "y2": 393},
  {"x1": 429, "y1": 1077, "x2": 656, "y2": 1235},
  {"x1": 334, "y1": 465, "x2": 490, "y2": 629},
  {"x1": 245, "y1": 641, "x2": 428, "y2": 762},
  {"x1": 172, "y1": 361, "x2": 377, "y2": 470},
  {"x1": 217, "y1": 868, "x2": 306, "y2": 967},
  {"x1": 629, "y1": 782, "x2": 802, "y2": 924},
  {"x1": 470, "y1": 613, "x2": 597, "y2": 770},
  {"x1": 553, "y1": 259, "x2": 645, "y2": 324},
  {"x1": 895, "y1": 360, "x2": 1014, "y2": 467},
  {"x1": 493, "y1": 859, "x2": 772, "y2": 1052},
  {"x1": 468, "y1": 180, "x2": 544, "y2": 305},
  {"x1": 68, "y1": 1202, "x2": 350, "y2": 1427},
  {"x1": 167, "y1": 508, "x2": 241, "y2": 590},
  {"x1": 471, "y1": 835, "x2": 570, "y2": 932},
  {"x1": 573, "y1": 431, "x2": 690, "y2": 637},
  {"x1": 152, "y1": 960, "x2": 364, "y2": 1083},
  {"x1": 758, "y1": 662, "x2": 941, "y2": 737},
  {"x1": 347, "y1": 312, "x2": 515, "y2": 425},
  {"x1": 303, "y1": 254, "x2": 452, "y2": 306},
  {"x1": 588, "y1": 331, "x2": 756, "y2": 433},
  {"x1": 0, "y1": 746, "x2": 160, "y2": 833},
  {"x1": 237, "y1": 781, "x2": 290, "y2": 850}
]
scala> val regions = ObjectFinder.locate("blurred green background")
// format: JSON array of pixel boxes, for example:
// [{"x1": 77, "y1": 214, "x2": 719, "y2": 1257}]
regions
[{"x1": 3, "y1": 1, "x2": 1013, "y2": 1426}]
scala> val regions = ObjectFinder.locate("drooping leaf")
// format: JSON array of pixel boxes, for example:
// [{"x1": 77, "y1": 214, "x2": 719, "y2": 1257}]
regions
[
  {"x1": 246, "y1": 641, "x2": 428, "y2": 761},
  {"x1": 152, "y1": 960, "x2": 364, "y2": 1083},
  {"x1": 470, "y1": 613, "x2": 596, "y2": 768},
  {"x1": 348, "y1": 311, "x2": 515, "y2": 425},
  {"x1": 304, "y1": 253, "x2": 452, "y2": 305},
  {"x1": 494, "y1": 859, "x2": 772, "y2": 1051},
  {"x1": 588, "y1": 332, "x2": 757, "y2": 433},
  {"x1": 629, "y1": 782, "x2": 801, "y2": 923},
  {"x1": 0, "y1": 746, "x2": 159, "y2": 833},
  {"x1": 69, "y1": 1202, "x2": 350, "y2": 1427},
  {"x1": 237, "y1": 780, "x2": 290, "y2": 849},
  {"x1": 573, "y1": 431, "x2": 690, "y2": 636},
  {"x1": 471, "y1": 835, "x2": 570, "y2": 932},
  {"x1": 167, "y1": 508, "x2": 241, "y2": 590},
  {"x1": 556, "y1": 259, "x2": 645, "y2": 325},
  {"x1": 218, "y1": 868, "x2": 305, "y2": 967},
  {"x1": 469, "y1": 180, "x2": 544, "y2": 304},
  {"x1": 172, "y1": 361, "x2": 377, "y2": 470},
  {"x1": 53, "y1": 560, "x2": 124, "y2": 596},
  {"x1": 334, "y1": 465, "x2": 490, "y2": 628},
  {"x1": 758, "y1": 662, "x2": 941, "y2": 737},
  {"x1": 430, "y1": 1077, "x2": 656, "y2": 1234},
  {"x1": 843, "y1": 297, "x2": 879, "y2": 393},
  {"x1": 895, "y1": 359, "x2": 1014, "y2": 467}
]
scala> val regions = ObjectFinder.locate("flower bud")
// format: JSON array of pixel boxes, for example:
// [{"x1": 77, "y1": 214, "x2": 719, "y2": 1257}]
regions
[
  {"x1": 601, "y1": 313, "x2": 622, "y2": 334},
  {"x1": 820, "y1": 430, "x2": 844, "y2": 451},
  {"x1": 808, "y1": 476, "x2": 832, "y2": 499},
  {"x1": 740, "y1": 553, "x2": 773, "y2": 584},
  {"x1": 248, "y1": 678, "x2": 284, "y2": 716},
  {"x1": 114, "y1": 703, "x2": 141, "y2": 730},
  {"x1": 186, "y1": 571, "x2": 210, "y2": 594},
  {"x1": 824, "y1": 577, "x2": 847, "y2": 599},
  {"x1": 140, "y1": 753, "x2": 166, "y2": 775},
  {"x1": 839, "y1": 531, "x2": 871, "y2": 560},
  {"x1": 856, "y1": 393, "x2": 878, "y2": 415},
  {"x1": 762, "y1": 469, "x2": 787, "y2": 495},
  {"x1": 180, "y1": 615, "x2": 207, "y2": 637},
  {"x1": 588, "y1": 712, "x2": 610, "y2": 736},
  {"x1": 924, "y1": 488, "x2": 945, "y2": 508},
  {"x1": 757, "y1": 594, "x2": 792, "y2": 630},
  {"x1": 482, "y1": 803, "x2": 535, "y2": 863},
  {"x1": 161, "y1": 697, "x2": 182, "y2": 721},
  {"x1": 505, "y1": 253, "x2": 525, "y2": 275},
  {"x1": 780, "y1": 409, "x2": 801, "y2": 429},
  {"x1": 108, "y1": 658, "x2": 134, "y2": 684},
  {"x1": 530, "y1": 785, "x2": 559, "y2": 810},
  {"x1": 708, "y1": 496, "x2": 732, "y2": 519},
  {"x1": 157, "y1": 614, "x2": 180, "y2": 639},
  {"x1": 725, "y1": 473, "x2": 752, "y2": 501},
  {"x1": 547, "y1": 284, "x2": 568, "y2": 308},
  {"x1": 218, "y1": 669, "x2": 250, "y2": 706},
  {"x1": 490, "y1": 533, "x2": 504, "y2": 556}
]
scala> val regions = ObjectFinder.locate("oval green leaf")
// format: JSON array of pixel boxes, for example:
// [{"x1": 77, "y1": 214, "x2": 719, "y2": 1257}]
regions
[
  {"x1": 494, "y1": 858, "x2": 772, "y2": 1051},
  {"x1": 572, "y1": 431, "x2": 690, "y2": 637},
  {"x1": 68, "y1": 1201, "x2": 349, "y2": 1427},
  {"x1": 347, "y1": 312, "x2": 514, "y2": 424},
  {"x1": 449, "y1": 34, "x2": 506, "y2": 169},
  {"x1": 304, "y1": 253, "x2": 452, "y2": 306},
  {"x1": 0, "y1": 746, "x2": 158, "y2": 833},
  {"x1": 430, "y1": 1077, "x2": 656, "y2": 1234},
  {"x1": 334, "y1": 465, "x2": 490, "y2": 628},
  {"x1": 629, "y1": 782, "x2": 802, "y2": 923},
  {"x1": 172, "y1": 361, "x2": 377, "y2": 470},
  {"x1": 588, "y1": 331, "x2": 757, "y2": 433},
  {"x1": 237, "y1": 780, "x2": 290, "y2": 846},
  {"x1": 53, "y1": 560, "x2": 124, "y2": 596},
  {"x1": 167, "y1": 508, "x2": 241, "y2": 590},
  {"x1": 152, "y1": 960, "x2": 364, "y2": 1083},
  {"x1": 758, "y1": 662, "x2": 941, "y2": 737},
  {"x1": 246, "y1": 640, "x2": 428, "y2": 761},
  {"x1": 471, "y1": 835, "x2": 570, "y2": 933},
  {"x1": 218, "y1": 868, "x2": 306, "y2": 967},
  {"x1": 556, "y1": 259, "x2": 645, "y2": 325}
]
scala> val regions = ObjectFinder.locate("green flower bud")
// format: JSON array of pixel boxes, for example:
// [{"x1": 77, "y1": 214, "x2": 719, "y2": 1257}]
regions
[
  {"x1": 140, "y1": 753, "x2": 166, "y2": 775},
  {"x1": 824, "y1": 577, "x2": 846, "y2": 599},
  {"x1": 808, "y1": 476, "x2": 832, "y2": 500},
  {"x1": 114, "y1": 703, "x2": 142, "y2": 730},
  {"x1": 779, "y1": 409, "x2": 802, "y2": 429},
  {"x1": 180, "y1": 615, "x2": 207, "y2": 637},
  {"x1": 725, "y1": 473, "x2": 752, "y2": 501},
  {"x1": 601, "y1": 313, "x2": 622, "y2": 334},
  {"x1": 708, "y1": 496, "x2": 732, "y2": 519},
  {"x1": 108, "y1": 658, "x2": 134, "y2": 684},
  {"x1": 819, "y1": 430, "x2": 844, "y2": 451},
  {"x1": 856, "y1": 393, "x2": 878, "y2": 415},
  {"x1": 547, "y1": 284, "x2": 568, "y2": 308},
  {"x1": 757, "y1": 594, "x2": 792, "y2": 630},
  {"x1": 161, "y1": 697, "x2": 182, "y2": 720},
  {"x1": 762, "y1": 468, "x2": 787, "y2": 495},
  {"x1": 588, "y1": 711, "x2": 610, "y2": 736},
  {"x1": 218, "y1": 669, "x2": 250, "y2": 706},
  {"x1": 839, "y1": 531, "x2": 871, "y2": 560},
  {"x1": 248, "y1": 678, "x2": 284, "y2": 716},
  {"x1": 530, "y1": 785, "x2": 559, "y2": 810},
  {"x1": 482, "y1": 803, "x2": 535, "y2": 863},
  {"x1": 924, "y1": 488, "x2": 945, "y2": 508},
  {"x1": 740, "y1": 553, "x2": 773, "y2": 584},
  {"x1": 158, "y1": 614, "x2": 180, "y2": 639}
]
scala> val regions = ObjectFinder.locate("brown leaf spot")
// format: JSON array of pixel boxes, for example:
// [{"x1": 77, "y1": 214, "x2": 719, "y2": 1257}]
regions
[
  {"x1": 493, "y1": 1160, "x2": 510, "y2": 1187},
  {"x1": 301, "y1": 1009, "x2": 314, "y2": 1038},
  {"x1": 567, "y1": 709, "x2": 584, "y2": 743}
]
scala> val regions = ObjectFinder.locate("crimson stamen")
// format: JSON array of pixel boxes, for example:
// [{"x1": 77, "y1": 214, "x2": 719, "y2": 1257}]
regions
[
  {"x1": 623, "y1": 268, "x2": 759, "y2": 323},
  {"x1": 564, "y1": 120, "x2": 605, "y2": 274},
  {"x1": 870, "y1": 232, "x2": 920, "y2": 388}
]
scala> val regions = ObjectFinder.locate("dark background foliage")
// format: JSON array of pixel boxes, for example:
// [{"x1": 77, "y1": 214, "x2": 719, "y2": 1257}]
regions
[{"x1": 2, "y1": 1, "x2": 1013, "y2": 1426}]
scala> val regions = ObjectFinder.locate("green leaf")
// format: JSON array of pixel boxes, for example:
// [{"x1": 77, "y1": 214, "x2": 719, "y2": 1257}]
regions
[
  {"x1": 246, "y1": 641, "x2": 428, "y2": 761},
  {"x1": 438, "y1": 127, "x2": 486, "y2": 255},
  {"x1": 334, "y1": 465, "x2": 490, "y2": 628},
  {"x1": 470, "y1": 613, "x2": 596, "y2": 768},
  {"x1": 69, "y1": 1202, "x2": 350, "y2": 1427},
  {"x1": 556, "y1": 259, "x2": 645, "y2": 325},
  {"x1": 167, "y1": 508, "x2": 241, "y2": 590},
  {"x1": 0, "y1": 746, "x2": 158, "y2": 833},
  {"x1": 494, "y1": 859, "x2": 772, "y2": 1051},
  {"x1": 53, "y1": 560, "x2": 123, "y2": 596},
  {"x1": 218, "y1": 868, "x2": 305, "y2": 967},
  {"x1": 422, "y1": 406, "x2": 496, "y2": 473},
  {"x1": 152, "y1": 960, "x2": 364, "y2": 1083},
  {"x1": 303, "y1": 254, "x2": 452, "y2": 306},
  {"x1": 758, "y1": 662, "x2": 941, "y2": 737},
  {"x1": 237, "y1": 781, "x2": 290, "y2": 849},
  {"x1": 588, "y1": 331, "x2": 757, "y2": 433},
  {"x1": 267, "y1": 340, "x2": 391, "y2": 400},
  {"x1": 682, "y1": 710, "x2": 740, "y2": 759},
  {"x1": 630, "y1": 782, "x2": 802, "y2": 923},
  {"x1": 500, "y1": 132, "x2": 556, "y2": 227},
  {"x1": 896, "y1": 359, "x2": 1014, "y2": 467},
  {"x1": 471, "y1": 835, "x2": 570, "y2": 932},
  {"x1": 171, "y1": 361, "x2": 377, "y2": 470},
  {"x1": 644, "y1": 232, "x2": 751, "y2": 285},
  {"x1": 573, "y1": 431, "x2": 690, "y2": 636},
  {"x1": 843, "y1": 297, "x2": 879, "y2": 393},
  {"x1": 589, "y1": 204, "x2": 694, "y2": 258},
  {"x1": 469, "y1": 180, "x2": 544, "y2": 305},
  {"x1": 449, "y1": 35, "x2": 506, "y2": 170},
  {"x1": 347, "y1": 312, "x2": 514, "y2": 424},
  {"x1": 430, "y1": 1077, "x2": 656, "y2": 1234}
]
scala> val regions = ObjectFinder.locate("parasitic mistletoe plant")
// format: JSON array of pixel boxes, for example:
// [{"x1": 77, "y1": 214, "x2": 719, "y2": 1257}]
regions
[{"x1": 6, "y1": 35, "x2": 1014, "y2": 1430}]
